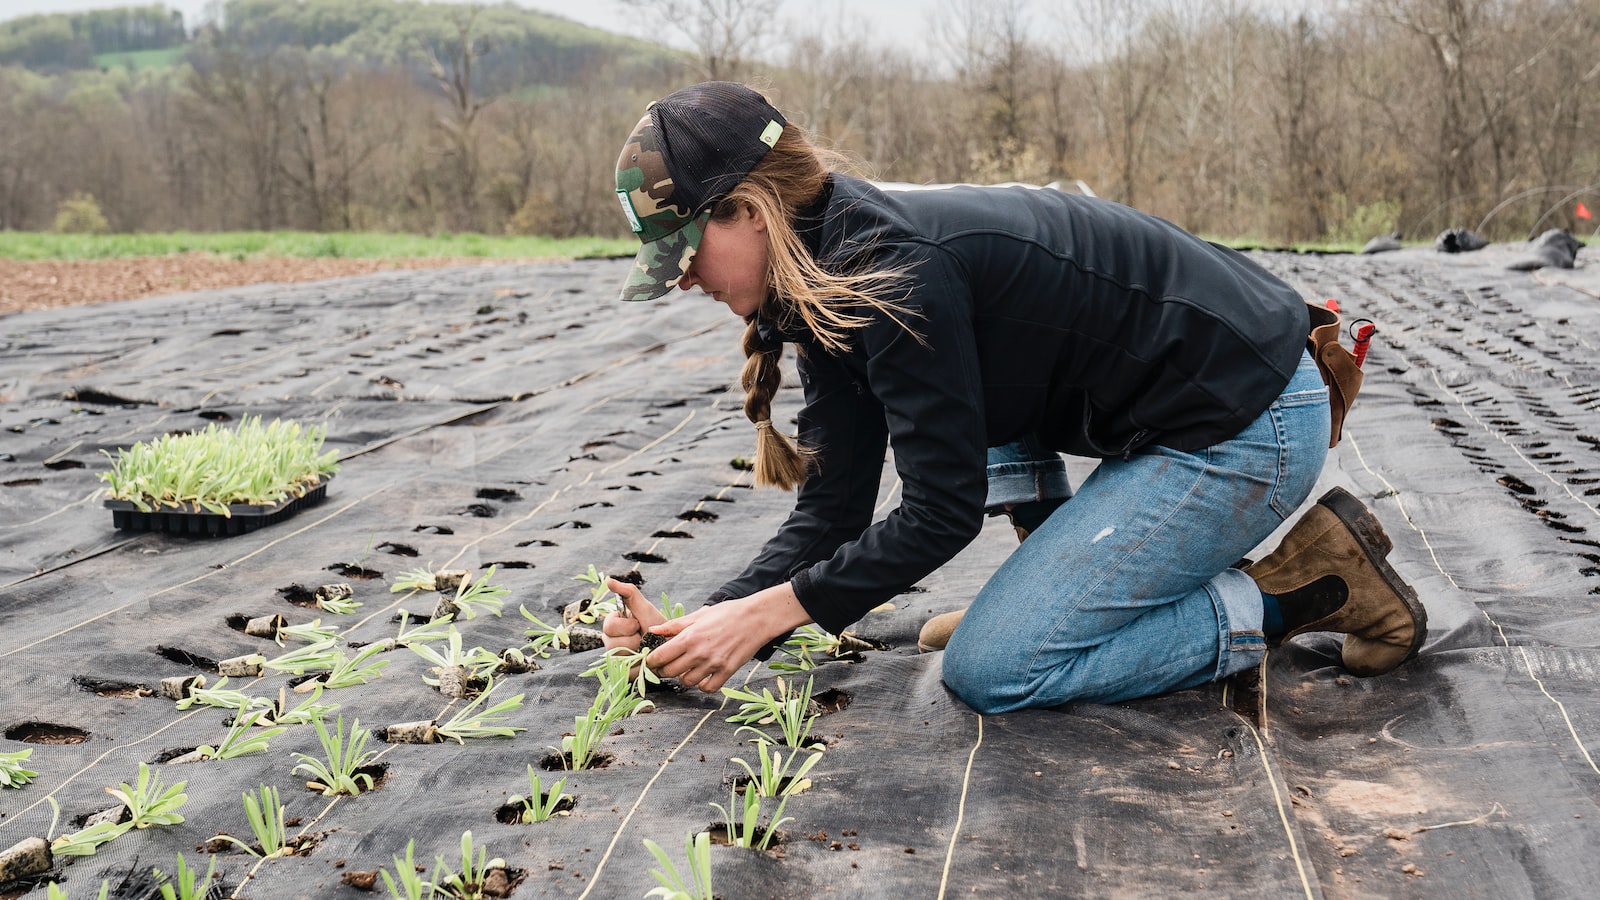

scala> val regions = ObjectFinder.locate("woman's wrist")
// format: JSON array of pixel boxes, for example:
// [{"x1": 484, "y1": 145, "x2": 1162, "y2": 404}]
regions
[{"x1": 738, "y1": 581, "x2": 813, "y2": 643}]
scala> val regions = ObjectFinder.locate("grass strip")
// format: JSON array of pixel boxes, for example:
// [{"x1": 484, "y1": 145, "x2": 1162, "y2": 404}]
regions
[{"x1": 0, "y1": 231, "x2": 634, "y2": 262}]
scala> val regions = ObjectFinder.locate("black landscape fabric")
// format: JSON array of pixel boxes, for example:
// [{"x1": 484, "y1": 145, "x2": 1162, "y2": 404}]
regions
[{"x1": 2, "y1": 244, "x2": 1599, "y2": 899}]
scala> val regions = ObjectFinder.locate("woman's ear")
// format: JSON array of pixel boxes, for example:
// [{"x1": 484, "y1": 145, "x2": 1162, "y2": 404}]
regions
[{"x1": 745, "y1": 200, "x2": 767, "y2": 233}]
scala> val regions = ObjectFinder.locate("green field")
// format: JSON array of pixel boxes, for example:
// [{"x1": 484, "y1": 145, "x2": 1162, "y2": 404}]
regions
[
  {"x1": 0, "y1": 231, "x2": 636, "y2": 261},
  {"x1": 93, "y1": 47, "x2": 184, "y2": 70}
]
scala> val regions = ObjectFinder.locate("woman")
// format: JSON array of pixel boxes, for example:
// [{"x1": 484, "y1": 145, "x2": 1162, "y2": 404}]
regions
[{"x1": 601, "y1": 82, "x2": 1426, "y2": 713}]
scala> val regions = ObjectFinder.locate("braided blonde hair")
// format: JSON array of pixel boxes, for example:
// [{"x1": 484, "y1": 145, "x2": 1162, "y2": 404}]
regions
[{"x1": 713, "y1": 124, "x2": 914, "y2": 490}]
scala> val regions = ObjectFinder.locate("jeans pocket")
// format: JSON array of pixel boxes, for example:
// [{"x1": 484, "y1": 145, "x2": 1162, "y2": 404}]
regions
[{"x1": 1266, "y1": 383, "x2": 1331, "y2": 519}]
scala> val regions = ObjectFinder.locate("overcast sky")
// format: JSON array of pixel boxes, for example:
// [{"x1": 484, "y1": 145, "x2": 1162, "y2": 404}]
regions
[{"x1": 0, "y1": 0, "x2": 1328, "y2": 55}]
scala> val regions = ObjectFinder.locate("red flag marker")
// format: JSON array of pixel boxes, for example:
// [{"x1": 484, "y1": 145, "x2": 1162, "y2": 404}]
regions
[
  {"x1": 1578, "y1": 201, "x2": 1593, "y2": 221},
  {"x1": 1325, "y1": 298, "x2": 1340, "y2": 313}
]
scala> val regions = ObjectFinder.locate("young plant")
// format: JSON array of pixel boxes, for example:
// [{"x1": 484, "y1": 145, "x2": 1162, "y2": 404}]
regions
[
  {"x1": 449, "y1": 566, "x2": 507, "y2": 620},
  {"x1": 507, "y1": 767, "x2": 568, "y2": 823},
  {"x1": 435, "y1": 678, "x2": 525, "y2": 744},
  {"x1": 46, "y1": 797, "x2": 128, "y2": 857},
  {"x1": 430, "y1": 830, "x2": 505, "y2": 900},
  {"x1": 557, "y1": 651, "x2": 654, "y2": 770},
  {"x1": 380, "y1": 840, "x2": 435, "y2": 900},
  {"x1": 768, "y1": 624, "x2": 873, "y2": 673},
  {"x1": 173, "y1": 676, "x2": 274, "y2": 712},
  {"x1": 318, "y1": 642, "x2": 391, "y2": 690},
  {"x1": 108, "y1": 763, "x2": 187, "y2": 829},
  {"x1": 518, "y1": 606, "x2": 570, "y2": 658},
  {"x1": 267, "y1": 684, "x2": 340, "y2": 725},
  {"x1": 46, "y1": 881, "x2": 111, "y2": 900},
  {"x1": 197, "y1": 708, "x2": 286, "y2": 760},
  {"x1": 210, "y1": 785, "x2": 290, "y2": 858},
  {"x1": 263, "y1": 639, "x2": 341, "y2": 676},
  {"x1": 732, "y1": 740, "x2": 822, "y2": 799},
  {"x1": 581, "y1": 645, "x2": 659, "y2": 698},
  {"x1": 569, "y1": 564, "x2": 620, "y2": 624},
  {"x1": 276, "y1": 618, "x2": 340, "y2": 646},
  {"x1": 100, "y1": 415, "x2": 338, "y2": 514},
  {"x1": 395, "y1": 611, "x2": 456, "y2": 646},
  {"x1": 1, "y1": 748, "x2": 38, "y2": 788},
  {"x1": 390, "y1": 564, "x2": 445, "y2": 593},
  {"x1": 408, "y1": 627, "x2": 502, "y2": 687},
  {"x1": 643, "y1": 832, "x2": 713, "y2": 900},
  {"x1": 317, "y1": 591, "x2": 362, "y2": 615},
  {"x1": 709, "y1": 783, "x2": 791, "y2": 851},
  {"x1": 152, "y1": 853, "x2": 217, "y2": 900},
  {"x1": 722, "y1": 676, "x2": 822, "y2": 749},
  {"x1": 292, "y1": 715, "x2": 379, "y2": 796}
]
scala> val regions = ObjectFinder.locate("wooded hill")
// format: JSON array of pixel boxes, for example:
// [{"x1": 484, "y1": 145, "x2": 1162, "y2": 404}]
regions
[{"x1": 0, "y1": 0, "x2": 1595, "y2": 246}]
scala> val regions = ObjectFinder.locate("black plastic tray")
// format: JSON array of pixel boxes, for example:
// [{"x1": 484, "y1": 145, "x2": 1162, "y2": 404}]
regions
[{"x1": 103, "y1": 478, "x2": 331, "y2": 536}]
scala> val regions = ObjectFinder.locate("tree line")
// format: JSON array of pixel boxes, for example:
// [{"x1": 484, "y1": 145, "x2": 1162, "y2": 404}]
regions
[{"x1": 0, "y1": 0, "x2": 1595, "y2": 244}]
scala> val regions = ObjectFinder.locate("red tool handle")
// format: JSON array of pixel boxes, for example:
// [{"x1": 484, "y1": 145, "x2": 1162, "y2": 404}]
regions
[{"x1": 1352, "y1": 321, "x2": 1376, "y2": 368}]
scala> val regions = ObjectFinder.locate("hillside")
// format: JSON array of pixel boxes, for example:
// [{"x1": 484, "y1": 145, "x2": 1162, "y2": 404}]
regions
[{"x1": 0, "y1": 0, "x2": 678, "y2": 91}]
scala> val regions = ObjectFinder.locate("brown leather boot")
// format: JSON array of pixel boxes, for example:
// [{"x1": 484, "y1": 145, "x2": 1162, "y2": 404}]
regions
[
  {"x1": 917, "y1": 506, "x2": 1045, "y2": 652},
  {"x1": 1245, "y1": 487, "x2": 1427, "y2": 676}
]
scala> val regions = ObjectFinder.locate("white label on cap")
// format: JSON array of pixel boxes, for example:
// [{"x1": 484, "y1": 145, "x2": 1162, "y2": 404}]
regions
[
  {"x1": 617, "y1": 190, "x2": 643, "y2": 233},
  {"x1": 760, "y1": 120, "x2": 782, "y2": 147}
]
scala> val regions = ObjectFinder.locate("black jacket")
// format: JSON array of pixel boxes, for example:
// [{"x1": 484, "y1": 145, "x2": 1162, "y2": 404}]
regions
[{"x1": 713, "y1": 175, "x2": 1309, "y2": 634}]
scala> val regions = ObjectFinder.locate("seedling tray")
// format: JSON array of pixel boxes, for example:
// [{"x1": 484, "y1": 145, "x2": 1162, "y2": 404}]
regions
[{"x1": 103, "y1": 478, "x2": 331, "y2": 536}]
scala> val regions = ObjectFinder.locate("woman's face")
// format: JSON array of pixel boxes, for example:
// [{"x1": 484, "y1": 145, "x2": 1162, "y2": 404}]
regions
[{"x1": 678, "y1": 203, "x2": 769, "y2": 318}]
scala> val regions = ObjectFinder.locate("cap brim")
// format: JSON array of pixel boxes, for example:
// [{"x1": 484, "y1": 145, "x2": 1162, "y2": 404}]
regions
[{"x1": 619, "y1": 212, "x2": 707, "y2": 302}]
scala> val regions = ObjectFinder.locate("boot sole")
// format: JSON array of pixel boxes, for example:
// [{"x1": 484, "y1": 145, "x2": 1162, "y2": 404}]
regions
[{"x1": 1316, "y1": 486, "x2": 1428, "y2": 668}]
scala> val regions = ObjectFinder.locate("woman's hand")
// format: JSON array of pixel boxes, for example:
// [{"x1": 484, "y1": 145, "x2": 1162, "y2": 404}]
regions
[
  {"x1": 600, "y1": 578, "x2": 666, "y2": 652},
  {"x1": 634, "y1": 583, "x2": 811, "y2": 694}
]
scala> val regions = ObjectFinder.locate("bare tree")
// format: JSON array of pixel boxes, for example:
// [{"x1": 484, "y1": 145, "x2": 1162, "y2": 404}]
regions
[
  {"x1": 1069, "y1": 0, "x2": 1176, "y2": 207},
  {"x1": 618, "y1": 0, "x2": 783, "y2": 82},
  {"x1": 424, "y1": 5, "x2": 493, "y2": 231}
]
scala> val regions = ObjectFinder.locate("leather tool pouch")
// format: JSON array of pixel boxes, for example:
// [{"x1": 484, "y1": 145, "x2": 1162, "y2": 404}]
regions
[{"x1": 1305, "y1": 301, "x2": 1363, "y2": 447}]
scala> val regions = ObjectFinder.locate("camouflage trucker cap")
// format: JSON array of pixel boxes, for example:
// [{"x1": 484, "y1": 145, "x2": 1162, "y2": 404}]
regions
[{"x1": 615, "y1": 82, "x2": 787, "y2": 302}]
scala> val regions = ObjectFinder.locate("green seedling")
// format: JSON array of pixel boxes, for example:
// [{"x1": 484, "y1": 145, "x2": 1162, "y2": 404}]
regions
[
  {"x1": 395, "y1": 610, "x2": 456, "y2": 646},
  {"x1": 267, "y1": 684, "x2": 340, "y2": 725},
  {"x1": 732, "y1": 740, "x2": 822, "y2": 799},
  {"x1": 319, "y1": 642, "x2": 391, "y2": 689},
  {"x1": 656, "y1": 593, "x2": 686, "y2": 619},
  {"x1": 108, "y1": 763, "x2": 187, "y2": 829},
  {"x1": 263, "y1": 639, "x2": 341, "y2": 675},
  {"x1": 408, "y1": 627, "x2": 502, "y2": 687},
  {"x1": 390, "y1": 564, "x2": 444, "y2": 593},
  {"x1": 508, "y1": 767, "x2": 568, "y2": 823},
  {"x1": 435, "y1": 678, "x2": 525, "y2": 743},
  {"x1": 276, "y1": 618, "x2": 340, "y2": 646},
  {"x1": 643, "y1": 832, "x2": 713, "y2": 900},
  {"x1": 317, "y1": 592, "x2": 362, "y2": 615},
  {"x1": 722, "y1": 676, "x2": 822, "y2": 749},
  {"x1": 581, "y1": 645, "x2": 659, "y2": 698},
  {"x1": 46, "y1": 881, "x2": 110, "y2": 900},
  {"x1": 0, "y1": 748, "x2": 38, "y2": 787},
  {"x1": 450, "y1": 566, "x2": 508, "y2": 620},
  {"x1": 430, "y1": 830, "x2": 505, "y2": 900},
  {"x1": 710, "y1": 783, "x2": 791, "y2": 851},
  {"x1": 46, "y1": 797, "x2": 128, "y2": 857},
  {"x1": 380, "y1": 840, "x2": 435, "y2": 899},
  {"x1": 153, "y1": 852, "x2": 217, "y2": 900},
  {"x1": 197, "y1": 708, "x2": 287, "y2": 760},
  {"x1": 100, "y1": 415, "x2": 337, "y2": 514},
  {"x1": 292, "y1": 715, "x2": 379, "y2": 796},
  {"x1": 210, "y1": 784, "x2": 291, "y2": 858},
  {"x1": 174, "y1": 676, "x2": 274, "y2": 712},
  {"x1": 518, "y1": 606, "x2": 570, "y2": 658},
  {"x1": 557, "y1": 650, "x2": 654, "y2": 770},
  {"x1": 769, "y1": 624, "x2": 871, "y2": 673},
  {"x1": 570, "y1": 564, "x2": 620, "y2": 623}
]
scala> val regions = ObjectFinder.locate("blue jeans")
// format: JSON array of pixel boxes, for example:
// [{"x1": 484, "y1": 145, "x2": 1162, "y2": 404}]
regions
[{"x1": 943, "y1": 350, "x2": 1330, "y2": 712}]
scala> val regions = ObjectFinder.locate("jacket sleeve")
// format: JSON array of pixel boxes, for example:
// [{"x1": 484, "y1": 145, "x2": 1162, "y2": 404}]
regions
[
  {"x1": 713, "y1": 244, "x2": 990, "y2": 635},
  {"x1": 710, "y1": 338, "x2": 890, "y2": 617}
]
